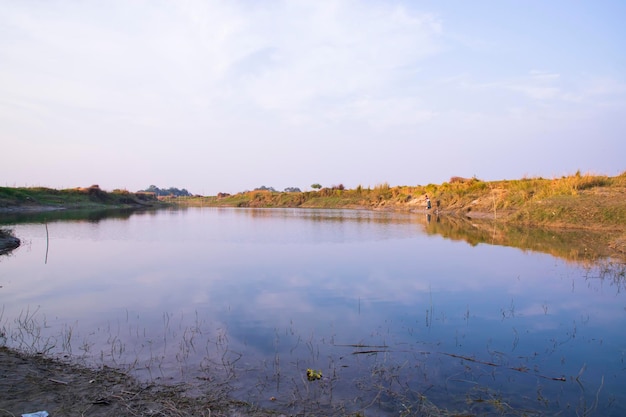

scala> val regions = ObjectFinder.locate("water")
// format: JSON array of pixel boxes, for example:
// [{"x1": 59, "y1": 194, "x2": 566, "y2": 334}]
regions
[{"x1": 1, "y1": 207, "x2": 625, "y2": 416}]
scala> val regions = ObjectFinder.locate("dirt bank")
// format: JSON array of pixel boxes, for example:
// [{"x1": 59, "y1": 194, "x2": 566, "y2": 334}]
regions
[
  {"x1": 0, "y1": 230, "x2": 20, "y2": 255},
  {"x1": 0, "y1": 347, "x2": 264, "y2": 417}
]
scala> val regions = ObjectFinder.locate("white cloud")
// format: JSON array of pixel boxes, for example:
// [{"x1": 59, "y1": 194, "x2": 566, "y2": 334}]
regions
[
  {"x1": 1, "y1": 1, "x2": 444, "y2": 130},
  {"x1": 529, "y1": 70, "x2": 561, "y2": 80},
  {"x1": 1, "y1": 1, "x2": 625, "y2": 192},
  {"x1": 508, "y1": 84, "x2": 561, "y2": 100},
  {"x1": 331, "y1": 96, "x2": 438, "y2": 129},
  {"x1": 205, "y1": 2, "x2": 444, "y2": 123}
]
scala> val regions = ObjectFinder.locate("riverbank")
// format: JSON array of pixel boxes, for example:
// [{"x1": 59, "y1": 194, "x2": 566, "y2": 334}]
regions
[
  {"x1": 2, "y1": 173, "x2": 625, "y2": 261},
  {"x1": 0, "y1": 185, "x2": 162, "y2": 214},
  {"x1": 3, "y1": 173, "x2": 625, "y2": 232},
  {"x1": 0, "y1": 347, "x2": 265, "y2": 417},
  {"x1": 171, "y1": 172, "x2": 626, "y2": 261},
  {"x1": 175, "y1": 172, "x2": 626, "y2": 233},
  {"x1": 0, "y1": 185, "x2": 164, "y2": 257}
]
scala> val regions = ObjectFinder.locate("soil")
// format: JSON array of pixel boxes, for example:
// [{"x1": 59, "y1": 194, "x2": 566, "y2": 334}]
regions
[
  {"x1": 0, "y1": 347, "x2": 265, "y2": 417},
  {"x1": 0, "y1": 233, "x2": 20, "y2": 256}
]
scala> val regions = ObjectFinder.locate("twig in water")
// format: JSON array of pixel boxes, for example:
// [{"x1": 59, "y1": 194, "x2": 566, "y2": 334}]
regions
[
  {"x1": 49, "y1": 377, "x2": 69, "y2": 385},
  {"x1": 44, "y1": 222, "x2": 49, "y2": 264},
  {"x1": 440, "y1": 352, "x2": 567, "y2": 382}
]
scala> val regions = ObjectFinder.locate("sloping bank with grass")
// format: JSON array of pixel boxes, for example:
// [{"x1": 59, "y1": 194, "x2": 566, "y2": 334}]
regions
[
  {"x1": 0, "y1": 185, "x2": 163, "y2": 254},
  {"x1": 174, "y1": 172, "x2": 626, "y2": 261},
  {"x1": 1, "y1": 173, "x2": 624, "y2": 260},
  {"x1": 0, "y1": 184, "x2": 161, "y2": 213},
  {"x1": 177, "y1": 172, "x2": 626, "y2": 230}
]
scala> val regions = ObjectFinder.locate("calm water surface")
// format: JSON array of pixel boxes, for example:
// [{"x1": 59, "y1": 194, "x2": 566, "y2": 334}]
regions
[{"x1": 1, "y1": 208, "x2": 625, "y2": 416}]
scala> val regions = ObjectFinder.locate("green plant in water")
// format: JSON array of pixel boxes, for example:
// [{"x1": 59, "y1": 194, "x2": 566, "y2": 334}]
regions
[{"x1": 306, "y1": 368, "x2": 322, "y2": 381}]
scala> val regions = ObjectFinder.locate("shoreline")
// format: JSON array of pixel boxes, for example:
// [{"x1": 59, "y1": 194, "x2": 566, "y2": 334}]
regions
[
  {"x1": 0, "y1": 346, "x2": 264, "y2": 417},
  {"x1": 1, "y1": 203, "x2": 625, "y2": 262},
  {"x1": 1, "y1": 204, "x2": 625, "y2": 416}
]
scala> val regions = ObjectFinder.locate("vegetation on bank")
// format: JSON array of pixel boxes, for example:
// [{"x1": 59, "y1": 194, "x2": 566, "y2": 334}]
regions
[
  {"x1": 0, "y1": 184, "x2": 161, "y2": 211},
  {"x1": 173, "y1": 171, "x2": 626, "y2": 232},
  {"x1": 139, "y1": 184, "x2": 192, "y2": 197},
  {"x1": 1, "y1": 172, "x2": 624, "y2": 233}
]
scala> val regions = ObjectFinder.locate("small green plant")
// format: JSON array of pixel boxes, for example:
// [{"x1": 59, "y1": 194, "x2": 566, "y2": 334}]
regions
[{"x1": 306, "y1": 368, "x2": 322, "y2": 381}]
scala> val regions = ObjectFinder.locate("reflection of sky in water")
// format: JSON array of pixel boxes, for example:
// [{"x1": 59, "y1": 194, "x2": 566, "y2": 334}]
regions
[{"x1": 1, "y1": 208, "x2": 625, "y2": 415}]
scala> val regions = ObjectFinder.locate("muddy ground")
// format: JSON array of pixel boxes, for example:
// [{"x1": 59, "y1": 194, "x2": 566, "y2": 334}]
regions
[
  {"x1": 0, "y1": 232, "x2": 20, "y2": 256},
  {"x1": 0, "y1": 347, "x2": 269, "y2": 417}
]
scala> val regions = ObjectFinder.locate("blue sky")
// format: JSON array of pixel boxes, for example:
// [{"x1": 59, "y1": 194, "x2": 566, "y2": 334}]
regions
[{"x1": 1, "y1": 1, "x2": 625, "y2": 195}]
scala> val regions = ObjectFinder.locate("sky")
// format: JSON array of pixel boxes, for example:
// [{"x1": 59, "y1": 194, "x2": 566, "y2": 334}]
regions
[{"x1": 1, "y1": 1, "x2": 625, "y2": 195}]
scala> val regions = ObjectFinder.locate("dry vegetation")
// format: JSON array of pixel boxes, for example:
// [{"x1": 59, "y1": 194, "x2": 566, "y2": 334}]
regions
[
  {"x1": 178, "y1": 171, "x2": 626, "y2": 232},
  {"x1": 171, "y1": 171, "x2": 626, "y2": 262}
]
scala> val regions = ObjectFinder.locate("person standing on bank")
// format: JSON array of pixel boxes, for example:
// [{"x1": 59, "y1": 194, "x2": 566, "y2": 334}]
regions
[{"x1": 425, "y1": 194, "x2": 431, "y2": 210}]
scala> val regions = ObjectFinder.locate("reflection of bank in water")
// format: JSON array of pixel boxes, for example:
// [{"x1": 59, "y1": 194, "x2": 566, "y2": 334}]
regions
[
  {"x1": 426, "y1": 211, "x2": 441, "y2": 224},
  {"x1": 424, "y1": 215, "x2": 626, "y2": 264},
  {"x1": 0, "y1": 229, "x2": 21, "y2": 255},
  {"x1": 425, "y1": 198, "x2": 442, "y2": 224}
]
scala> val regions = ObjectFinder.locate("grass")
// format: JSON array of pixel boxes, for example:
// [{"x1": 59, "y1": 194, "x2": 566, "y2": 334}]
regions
[
  {"x1": 169, "y1": 172, "x2": 626, "y2": 262},
  {"x1": 173, "y1": 172, "x2": 626, "y2": 232},
  {"x1": 0, "y1": 185, "x2": 161, "y2": 210},
  {"x1": 4, "y1": 172, "x2": 624, "y2": 231}
]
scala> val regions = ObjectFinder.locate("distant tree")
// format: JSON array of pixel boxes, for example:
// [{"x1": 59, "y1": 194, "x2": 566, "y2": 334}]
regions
[
  {"x1": 284, "y1": 187, "x2": 302, "y2": 193},
  {"x1": 311, "y1": 183, "x2": 322, "y2": 190},
  {"x1": 167, "y1": 187, "x2": 191, "y2": 197},
  {"x1": 140, "y1": 185, "x2": 191, "y2": 197},
  {"x1": 254, "y1": 185, "x2": 276, "y2": 192}
]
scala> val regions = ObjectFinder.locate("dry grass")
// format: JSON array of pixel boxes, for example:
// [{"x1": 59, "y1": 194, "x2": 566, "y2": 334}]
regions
[{"x1": 177, "y1": 172, "x2": 626, "y2": 232}]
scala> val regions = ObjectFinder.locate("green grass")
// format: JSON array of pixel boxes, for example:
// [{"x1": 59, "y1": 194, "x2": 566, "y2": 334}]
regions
[{"x1": 0, "y1": 185, "x2": 160, "y2": 210}]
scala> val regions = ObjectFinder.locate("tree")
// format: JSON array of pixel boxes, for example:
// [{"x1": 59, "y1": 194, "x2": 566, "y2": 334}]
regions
[
  {"x1": 140, "y1": 185, "x2": 191, "y2": 197},
  {"x1": 254, "y1": 185, "x2": 276, "y2": 192},
  {"x1": 311, "y1": 183, "x2": 322, "y2": 190},
  {"x1": 284, "y1": 187, "x2": 302, "y2": 193}
]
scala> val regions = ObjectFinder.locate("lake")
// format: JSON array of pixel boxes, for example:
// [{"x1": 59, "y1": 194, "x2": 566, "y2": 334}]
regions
[{"x1": 1, "y1": 207, "x2": 625, "y2": 416}]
